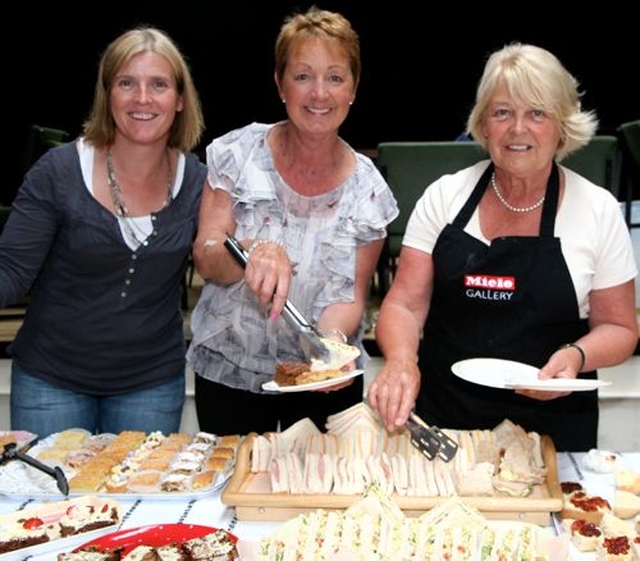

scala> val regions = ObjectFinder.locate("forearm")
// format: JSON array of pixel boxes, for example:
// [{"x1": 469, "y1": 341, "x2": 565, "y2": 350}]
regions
[
  {"x1": 375, "y1": 300, "x2": 423, "y2": 364},
  {"x1": 573, "y1": 323, "x2": 638, "y2": 372}
]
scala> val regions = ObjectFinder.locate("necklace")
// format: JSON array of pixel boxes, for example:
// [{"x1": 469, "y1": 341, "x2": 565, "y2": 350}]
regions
[
  {"x1": 106, "y1": 149, "x2": 173, "y2": 247},
  {"x1": 491, "y1": 172, "x2": 545, "y2": 213}
]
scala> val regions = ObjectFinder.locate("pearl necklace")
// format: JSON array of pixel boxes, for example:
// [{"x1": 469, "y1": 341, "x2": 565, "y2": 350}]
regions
[{"x1": 491, "y1": 172, "x2": 545, "y2": 213}]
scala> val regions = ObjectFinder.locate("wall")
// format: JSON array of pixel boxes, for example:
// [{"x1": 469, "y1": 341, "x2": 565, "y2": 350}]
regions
[{"x1": 3, "y1": 3, "x2": 639, "y2": 203}]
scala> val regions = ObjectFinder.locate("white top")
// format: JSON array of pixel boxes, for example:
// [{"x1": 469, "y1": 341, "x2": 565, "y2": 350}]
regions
[{"x1": 404, "y1": 160, "x2": 637, "y2": 319}]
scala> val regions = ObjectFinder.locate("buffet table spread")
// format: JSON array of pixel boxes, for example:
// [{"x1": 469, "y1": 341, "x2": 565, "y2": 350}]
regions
[{"x1": 0, "y1": 451, "x2": 638, "y2": 560}]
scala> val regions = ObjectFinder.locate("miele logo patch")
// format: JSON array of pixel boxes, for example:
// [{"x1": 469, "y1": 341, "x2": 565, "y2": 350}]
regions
[
  {"x1": 464, "y1": 275, "x2": 516, "y2": 291},
  {"x1": 464, "y1": 274, "x2": 516, "y2": 301}
]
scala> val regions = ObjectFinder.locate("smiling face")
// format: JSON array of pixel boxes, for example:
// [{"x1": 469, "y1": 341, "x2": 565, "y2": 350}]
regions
[
  {"x1": 276, "y1": 36, "x2": 356, "y2": 138},
  {"x1": 483, "y1": 81, "x2": 562, "y2": 179},
  {"x1": 110, "y1": 51, "x2": 184, "y2": 147}
]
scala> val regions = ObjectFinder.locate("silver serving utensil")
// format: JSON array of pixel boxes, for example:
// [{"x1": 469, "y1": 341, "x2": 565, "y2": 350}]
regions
[
  {"x1": 1, "y1": 440, "x2": 69, "y2": 495},
  {"x1": 224, "y1": 234, "x2": 331, "y2": 362},
  {"x1": 407, "y1": 411, "x2": 459, "y2": 462}
]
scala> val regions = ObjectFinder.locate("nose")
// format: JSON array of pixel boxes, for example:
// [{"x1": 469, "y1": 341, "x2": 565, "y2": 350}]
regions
[
  {"x1": 511, "y1": 113, "x2": 527, "y2": 133},
  {"x1": 310, "y1": 78, "x2": 329, "y2": 99},
  {"x1": 134, "y1": 84, "x2": 152, "y2": 103}
]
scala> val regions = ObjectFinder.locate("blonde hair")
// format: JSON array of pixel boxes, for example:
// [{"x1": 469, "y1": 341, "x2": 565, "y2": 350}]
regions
[
  {"x1": 274, "y1": 6, "x2": 360, "y2": 91},
  {"x1": 466, "y1": 43, "x2": 598, "y2": 161},
  {"x1": 83, "y1": 26, "x2": 204, "y2": 151}
]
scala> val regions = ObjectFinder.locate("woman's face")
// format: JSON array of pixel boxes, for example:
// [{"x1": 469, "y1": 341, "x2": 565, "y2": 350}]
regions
[
  {"x1": 277, "y1": 36, "x2": 356, "y2": 138},
  {"x1": 110, "y1": 51, "x2": 184, "y2": 146},
  {"x1": 482, "y1": 82, "x2": 562, "y2": 179}
]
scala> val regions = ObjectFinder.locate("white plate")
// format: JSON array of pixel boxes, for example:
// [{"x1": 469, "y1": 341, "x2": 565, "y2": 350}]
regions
[
  {"x1": 451, "y1": 358, "x2": 611, "y2": 392},
  {"x1": 262, "y1": 369, "x2": 364, "y2": 393},
  {"x1": 0, "y1": 525, "x2": 116, "y2": 561}
]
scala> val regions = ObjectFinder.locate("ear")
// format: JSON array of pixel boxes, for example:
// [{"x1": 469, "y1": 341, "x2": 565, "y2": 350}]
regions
[
  {"x1": 274, "y1": 71, "x2": 283, "y2": 100},
  {"x1": 176, "y1": 93, "x2": 184, "y2": 113}
]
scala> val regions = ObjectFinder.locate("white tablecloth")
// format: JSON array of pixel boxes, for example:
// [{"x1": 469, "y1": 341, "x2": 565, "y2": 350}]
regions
[{"x1": 1, "y1": 452, "x2": 638, "y2": 560}]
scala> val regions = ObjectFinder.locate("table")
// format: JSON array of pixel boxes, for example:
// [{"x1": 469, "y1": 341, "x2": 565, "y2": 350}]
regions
[{"x1": 1, "y1": 452, "x2": 638, "y2": 560}]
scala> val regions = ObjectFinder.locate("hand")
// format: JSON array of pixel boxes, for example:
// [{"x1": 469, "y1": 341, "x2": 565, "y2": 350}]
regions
[
  {"x1": 367, "y1": 358, "x2": 420, "y2": 432},
  {"x1": 244, "y1": 240, "x2": 292, "y2": 318},
  {"x1": 515, "y1": 347, "x2": 579, "y2": 401}
]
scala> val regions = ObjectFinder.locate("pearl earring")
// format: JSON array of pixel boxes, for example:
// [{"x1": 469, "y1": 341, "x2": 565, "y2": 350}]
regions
[
  {"x1": 281, "y1": 98, "x2": 286, "y2": 103},
  {"x1": 349, "y1": 101, "x2": 353, "y2": 106}
]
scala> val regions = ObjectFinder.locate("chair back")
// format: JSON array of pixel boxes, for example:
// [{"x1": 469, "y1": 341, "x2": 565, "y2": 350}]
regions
[
  {"x1": 561, "y1": 135, "x2": 621, "y2": 197},
  {"x1": 23, "y1": 124, "x2": 69, "y2": 174},
  {"x1": 376, "y1": 141, "x2": 487, "y2": 293},
  {"x1": 617, "y1": 120, "x2": 640, "y2": 228}
]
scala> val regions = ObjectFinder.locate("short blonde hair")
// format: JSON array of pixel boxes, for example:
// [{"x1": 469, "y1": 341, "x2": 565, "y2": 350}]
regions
[
  {"x1": 83, "y1": 26, "x2": 204, "y2": 151},
  {"x1": 466, "y1": 43, "x2": 598, "y2": 161},
  {"x1": 274, "y1": 6, "x2": 360, "y2": 91}
]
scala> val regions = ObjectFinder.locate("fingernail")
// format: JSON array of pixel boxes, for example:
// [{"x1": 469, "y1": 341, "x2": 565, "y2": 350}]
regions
[{"x1": 270, "y1": 312, "x2": 279, "y2": 321}]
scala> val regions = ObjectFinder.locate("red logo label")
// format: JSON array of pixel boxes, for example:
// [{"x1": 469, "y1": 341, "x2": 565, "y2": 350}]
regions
[{"x1": 464, "y1": 274, "x2": 516, "y2": 291}]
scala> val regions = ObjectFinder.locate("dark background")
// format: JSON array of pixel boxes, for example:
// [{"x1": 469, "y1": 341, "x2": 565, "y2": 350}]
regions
[{"x1": 4, "y1": 2, "x2": 639, "y2": 204}]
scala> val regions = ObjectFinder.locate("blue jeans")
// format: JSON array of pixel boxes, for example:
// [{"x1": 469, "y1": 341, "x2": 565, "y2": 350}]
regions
[{"x1": 10, "y1": 361, "x2": 185, "y2": 437}]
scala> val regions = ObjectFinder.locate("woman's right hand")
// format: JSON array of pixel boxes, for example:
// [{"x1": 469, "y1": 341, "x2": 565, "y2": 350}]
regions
[
  {"x1": 244, "y1": 239, "x2": 292, "y2": 319},
  {"x1": 367, "y1": 357, "x2": 421, "y2": 432}
]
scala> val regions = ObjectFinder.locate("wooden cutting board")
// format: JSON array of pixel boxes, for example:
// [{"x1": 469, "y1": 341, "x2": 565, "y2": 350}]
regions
[{"x1": 222, "y1": 433, "x2": 563, "y2": 525}]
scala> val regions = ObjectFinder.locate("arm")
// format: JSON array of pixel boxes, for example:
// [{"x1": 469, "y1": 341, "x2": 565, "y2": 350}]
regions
[
  {"x1": 524, "y1": 279, "x2": 637, "y2": 401},
  {"x1": 368, "y1": 246, "x2": 434, "y2": 431},
  {"x1": 192, "y1": 182, "x2": 294, "y2": 317}
]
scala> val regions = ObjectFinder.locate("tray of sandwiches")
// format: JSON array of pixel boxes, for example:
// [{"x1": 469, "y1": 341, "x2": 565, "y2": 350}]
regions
[
  {"x1": 222, "y1": 403, "x2": 563, "y2": 525},
  {"x1": 0, "y1": 428, "x2": 242, "y2": 499}
]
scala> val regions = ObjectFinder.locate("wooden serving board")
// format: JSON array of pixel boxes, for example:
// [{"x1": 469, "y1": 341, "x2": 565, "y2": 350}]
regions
[{"x1": 222, "y1": 433, "x2": 563, "y2": 525}]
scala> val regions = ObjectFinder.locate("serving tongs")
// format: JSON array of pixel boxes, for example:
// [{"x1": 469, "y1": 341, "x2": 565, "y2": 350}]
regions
[
  {"x1": 405, "y1": 411, "x2": 458, "y2": 462},
  {"x1": 224, "y1": 233, "x2": 331, "y2": 362},
  {"x1": 1, "y1": 440, "x2": 69, "y2": 495}
]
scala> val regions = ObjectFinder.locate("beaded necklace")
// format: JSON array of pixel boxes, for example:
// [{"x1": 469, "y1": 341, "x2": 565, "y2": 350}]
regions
[
  {"x1": 106, "y1": 149, "x2": 173, "y2": 247},
  {"x1": 491, "y1": 172, "x2": 545, "y2": 213}
]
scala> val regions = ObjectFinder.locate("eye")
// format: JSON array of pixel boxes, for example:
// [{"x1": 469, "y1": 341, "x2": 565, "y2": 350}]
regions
[
  {"x1": 153, "y1": 79, "x2": 169, "y2": 91},
  {"x1": 492, "y1": 108, "x2": 511, "y2": 120},
  {"x1": 531, "y1": 109, "x2": 547, "y2": 121},
  {"x1": 117, "y1": 79, "x2": 133, "y2": 89},
  {"x1": 328, "y1": 74, "x2": 345, "y2": 84},
  {"x1": 294, "y1": 73, "x2": 310, "y2": 82}
]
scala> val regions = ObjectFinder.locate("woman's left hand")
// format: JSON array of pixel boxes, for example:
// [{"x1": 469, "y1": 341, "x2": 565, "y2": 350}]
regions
[{"x1": 515, "y1": 346, "x2": 580, "y2": 400}]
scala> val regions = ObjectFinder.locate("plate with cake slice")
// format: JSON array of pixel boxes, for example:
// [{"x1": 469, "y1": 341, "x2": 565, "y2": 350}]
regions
[{"x1": 262, "y1": 369, "x2": 364, "y2": 393}]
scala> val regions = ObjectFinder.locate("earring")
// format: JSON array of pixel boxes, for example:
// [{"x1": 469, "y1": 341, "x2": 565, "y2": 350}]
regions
[
  {"x1": 281, "y1": 98, "x2": 286, "y2": 103},
  {"x1": 349, "y1": 101, "x2": 353, "y2": 106}
]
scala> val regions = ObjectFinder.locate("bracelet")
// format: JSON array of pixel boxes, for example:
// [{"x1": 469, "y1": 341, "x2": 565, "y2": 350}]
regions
[
  {"x1": 559, "y1": 343, "x2": 586, "y2": 372},
  {"x1": 321, "y1": 328, "x2": 348, "y2": 343},
  {"x1": 247, "y1": 239, "x2": 284, "y2": 258}
]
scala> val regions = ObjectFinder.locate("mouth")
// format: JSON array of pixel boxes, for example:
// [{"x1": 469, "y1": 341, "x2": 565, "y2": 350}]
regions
[
  {"x1": 305, "y1": 106, "x2": 331, "y2": 115},
  {"x1": 129, "y1": 112, "x2": 157, "y2": 121},
  {"x1": 506, "y1": 144, "x2": 531, "y2": 152}
]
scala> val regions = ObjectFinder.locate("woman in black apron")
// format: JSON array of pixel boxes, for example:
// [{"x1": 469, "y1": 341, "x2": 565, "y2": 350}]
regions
[{"x1": 368, "y1": 43, "x2": 638, "y2": 452}]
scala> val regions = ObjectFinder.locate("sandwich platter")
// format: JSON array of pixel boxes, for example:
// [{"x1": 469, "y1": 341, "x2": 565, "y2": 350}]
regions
[
  {"x1": 451, "y1": 358, "x2": 611, "y2": 392},
  {"x1": 222, "y1": 432, "x2": 564, "y2": 525}
]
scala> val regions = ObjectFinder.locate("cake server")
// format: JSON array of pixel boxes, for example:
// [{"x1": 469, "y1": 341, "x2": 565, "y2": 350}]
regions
[
  {"x1": 224, "y1": 233, "x2": 331, "y2": 362},
  {"x1": 1, "y1": 440, "x2": 69, "y2": 495}
]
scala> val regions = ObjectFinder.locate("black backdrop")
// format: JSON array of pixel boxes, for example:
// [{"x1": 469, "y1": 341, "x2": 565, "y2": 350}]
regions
[{"x1": 4, "y1": 2, "x2": 639, "y2": 204}]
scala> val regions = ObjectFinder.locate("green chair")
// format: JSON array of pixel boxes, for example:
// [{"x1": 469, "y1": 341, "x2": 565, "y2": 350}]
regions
[
  {"x1": 561, "y1": 135, "x2": 621, "y2": 198},
  {"x1": 23, "y1": 124, "x2": 69, "y2": 174},
  {"x1": 376, "y1": 141, "x2": 487, "y2": 295},
  {"x1": 617, "y1": 120, "x2": 640, "y2": 228}
]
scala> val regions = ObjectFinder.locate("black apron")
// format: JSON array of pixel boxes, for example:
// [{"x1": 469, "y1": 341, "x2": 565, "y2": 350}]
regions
[{"x1": 417, "y1": 162, "x2": 597, "y2": 451}]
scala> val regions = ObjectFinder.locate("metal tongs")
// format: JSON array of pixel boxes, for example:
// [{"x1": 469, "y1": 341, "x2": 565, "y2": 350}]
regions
[
  {"x1": 1, "y1": 440, "x2": 69, "y2": 495},
  {"x1": 224, "y1": 233, "x2": 331, "y2": 362},
  {"x1": 405, "y1": 411, "x2": 458, "y2": 462}
]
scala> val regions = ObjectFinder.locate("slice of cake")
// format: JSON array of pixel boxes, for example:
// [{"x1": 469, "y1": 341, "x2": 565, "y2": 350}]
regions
[{"x1": 181, "y1": 529, "x2": 237, "y2": 560}]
